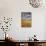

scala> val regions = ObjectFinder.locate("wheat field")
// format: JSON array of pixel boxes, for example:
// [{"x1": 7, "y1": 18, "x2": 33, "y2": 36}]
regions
[{"x1": 21, "y1": 19, "x2": 32, "y2": 27}]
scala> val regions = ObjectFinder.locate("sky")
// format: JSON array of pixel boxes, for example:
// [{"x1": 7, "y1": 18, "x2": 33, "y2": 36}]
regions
[{"x1": 21, "y1": 12, "x2": 32, "y2": 20}]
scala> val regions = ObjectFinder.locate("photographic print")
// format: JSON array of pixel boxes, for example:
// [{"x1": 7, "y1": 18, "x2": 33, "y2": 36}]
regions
[{"x1": 21, "y1": 12, "x2": 32, "y2": 27}]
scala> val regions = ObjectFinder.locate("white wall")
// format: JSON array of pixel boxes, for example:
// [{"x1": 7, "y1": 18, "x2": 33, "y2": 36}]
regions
[
  {"x1": 0, "y1": 0, "x2": 46, "y2": 40},
  {"x1": 44, "y1": 15, "x2": 46, "y2": 40}
]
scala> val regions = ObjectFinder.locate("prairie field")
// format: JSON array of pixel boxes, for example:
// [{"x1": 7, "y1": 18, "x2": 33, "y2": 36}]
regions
[{"x1": 21, "y1": 19, "x2": 32, "y2": 27}]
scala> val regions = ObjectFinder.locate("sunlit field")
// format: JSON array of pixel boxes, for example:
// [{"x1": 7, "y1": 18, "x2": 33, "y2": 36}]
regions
[{"x1": 21, "y1": 19, "x2": 32, "y2": 27}]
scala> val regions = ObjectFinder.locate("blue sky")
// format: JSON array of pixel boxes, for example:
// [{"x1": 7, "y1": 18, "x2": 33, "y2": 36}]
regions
[{"x1": 21, "y1": 12, "x2": 32, "y2": 20}]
